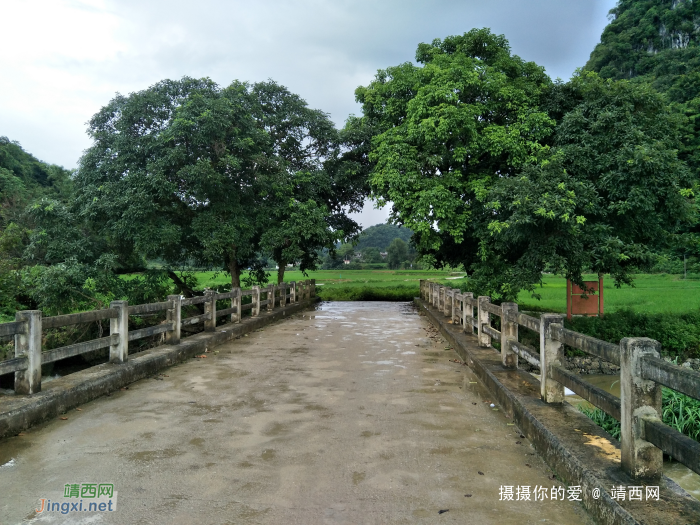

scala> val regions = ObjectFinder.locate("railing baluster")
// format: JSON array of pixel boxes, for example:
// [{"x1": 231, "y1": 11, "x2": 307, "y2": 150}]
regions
[
  {"x1": 501, "y1": 302, "x2": 518, "y2": 368},
  {"x1": 540, "y1": 315, "x2": 564, "y2": 404},
  {"x1": 620, "y1": 337, "x2": 663, "y2": 480},
  {"x1": 109, "y1": 301, "x2": 129, "y2": 364},
  {"x1": 166, "y1": 295, "x2": 181, "y2": 345},
  {"x1": 14, "y1": 310, "x2": 42, "y2": 394},
  {"x1": 477, "y1": 296, "x2": 491, "y2": 348}
]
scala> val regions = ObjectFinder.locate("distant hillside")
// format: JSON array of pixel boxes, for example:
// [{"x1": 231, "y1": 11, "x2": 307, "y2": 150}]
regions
[
  {"x1": 0, "y1": 136, "x2": 72, "y2": 211},
  {"x1": 585, "y1": 0, "x2": 700, "y2": 170},
  {"x1": 355, "y1": 223, "x2": 413, "y2": 251}
]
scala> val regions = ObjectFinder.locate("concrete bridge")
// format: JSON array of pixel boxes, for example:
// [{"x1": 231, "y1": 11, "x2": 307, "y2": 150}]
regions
[
  {"x1": 0, "y1": 289, "x2": 699, "y2": 524},
  {"x1": 1, "y1": 301, "x2": 594, "y2": 525}
]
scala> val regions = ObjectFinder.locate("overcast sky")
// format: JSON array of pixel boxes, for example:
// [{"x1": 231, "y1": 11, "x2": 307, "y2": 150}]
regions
[{"x1": 1, "y1": 0, "x2": 617, "y2": 227}]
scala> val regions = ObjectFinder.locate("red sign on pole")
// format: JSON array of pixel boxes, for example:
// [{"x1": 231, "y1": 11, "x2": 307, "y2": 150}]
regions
[{"x1": 566, "y1": 276, "x2": 604, "y2": 320}]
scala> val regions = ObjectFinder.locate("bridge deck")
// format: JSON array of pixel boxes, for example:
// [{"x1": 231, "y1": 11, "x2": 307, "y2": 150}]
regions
[{"x1": 0, "y1": 302, "x2": 592, "y2": 524}]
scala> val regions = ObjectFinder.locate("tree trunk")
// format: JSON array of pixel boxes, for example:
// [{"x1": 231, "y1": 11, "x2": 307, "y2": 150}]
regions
[
  {"x1": 167, "y1": 270, "x2": 203, "y2": 314},
  {"x1": 277, "y1": 261, "x2": 286, "y2": 284},
  {"x1": 167, "y1": 270, "x2": 197, "y2": 298},
  {"x1": 228, "y1": 249, "x2": 241, "y2": 289}
]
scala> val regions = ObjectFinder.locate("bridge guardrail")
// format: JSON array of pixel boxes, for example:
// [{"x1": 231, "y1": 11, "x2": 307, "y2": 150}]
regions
[
  {"x1": 0, "y1": 280, "x2": 315, "y2": 396},
  {"x1": 420, "y1": 279, "x2": 700, "y2": 481}
]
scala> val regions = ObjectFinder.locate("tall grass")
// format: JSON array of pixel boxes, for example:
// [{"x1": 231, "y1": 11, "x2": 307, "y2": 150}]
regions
[{"x1": 578, "y1": 388, "x2": 700, "y2": 443}]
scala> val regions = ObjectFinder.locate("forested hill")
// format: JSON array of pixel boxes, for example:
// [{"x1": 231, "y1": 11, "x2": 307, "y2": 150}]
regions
[
  {"x1": 0, "y1": 136, "x2": 72, "y2": 213},
  {"x1": 585, "y1": 0, "x2": 700, "y2": 168},
  {"x1": 355, "y1": 223, "x2": 413, "y2": 251},
  {"x1": 586, "y1": 0, "x2": 700, "y2": 83}
]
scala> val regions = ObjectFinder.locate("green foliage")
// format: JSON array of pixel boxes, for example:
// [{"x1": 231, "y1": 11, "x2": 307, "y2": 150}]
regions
[
  {"x1": 0, "y1": 138, "x2": 75, "y2": 320},
  {"x1": 578, "y1": 387, "x2": 700, "y2": 444},
  {"x1": 355, "y1": 223, "x2": 413, "y2": 252},
  {"x1": 359, "y1": 28, "x2": 694, "y2": 300},
  {"x1": 663, "y1": 387, "x2": 700, "y2": 442},
  {"x1": 478, "y1": 72, "x2": 695, "y2": 299},
  {"x1": 387, "y1": 238, "x2": 408, "y2": 270},
  {"x1": 360, "y1": 246, "x2": 383, "y2": 263},
  {"x1": 75, "y1": 78, "x2": 365, "y2": 289},
  {"x1": 74, "y1": 78, "x2": 266, "y2": 288},
  {"x1": 19, "y1": 256, "x2": 171, "y2": 315},
  {"x1": 359, "y1": 29, "x2": 554, "y2": 284},
  {"x1": 578, "y1": 404, "x2": 622, "y2": 440},
  {"x1": 585, "y1": 0, "x2": 700, "y2": 267},
  {"x1": 566, "y1": 309, "x2": 700, "y2": 360},
  {"x1": 0, "y1": 136, "x2": 72, "y2": 210}
]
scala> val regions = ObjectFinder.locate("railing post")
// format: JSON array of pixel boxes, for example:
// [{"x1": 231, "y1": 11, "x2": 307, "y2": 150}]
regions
[
  {"x1": 267, "y1": 284, "x2": 274, "y2": 312},
  {"x1": 290, "y1": 281, "x2": 296, "y2": 303},
  {"x1": 252, "y1": 286, "x2": 261, "y2": 316},
  {"x1": 452, "y1": 289, "x2": 460, "y2": 324},
  {"x1": 432, "y1": 283, "x2": 437, "y2": 307},
  {"x1": 540, "y1": 314, "x2": 565, "y2": 403},
  {"x1": 477, "y1": 296, "x2": 491, "y2": 347},
  {"x1": 311, "y1": 279, "x2": 316, "y2": 298},
  {"x1": 620, "y1": 337, "x2": 663, "y2": 480},
  {"x1": 232, "y1": 287, "x2": 241, "y2": 323},
  {"x1": 462, "y1": 292, "x2": 474, "y2": 334},
  {"x1": 501, "y1": 302, "x2": 518, "y2": 368},
  {"x1": 109, "y1": 300, "x2": 129, "y2": 364},
  {"x1": 444, "y1": 288, "x2": 452, "y2": 317},
  {"x1": 204, "y1": 290, "x2": 216, "y2": 331},
  {"x1": 439, "y1": 286, "x2": 445, "y2": 312},
  {"x1": 419, "y1": 280, "x2": 424, "y2": 300},
  {"x1": 14, "y1": 310, "x2": 42, "y2": 395},
  {"x1": 166, "y1": 295, "x2": 181, "y2": 345}
]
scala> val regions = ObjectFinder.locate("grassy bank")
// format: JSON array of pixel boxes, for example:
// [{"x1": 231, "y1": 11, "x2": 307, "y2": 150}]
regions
[
  {"x1": 515, "y1": 273, "x2": 700, "y2": 315},
  {"x1": 190, "y1": 269, "x2": 464, "y2": 301}
]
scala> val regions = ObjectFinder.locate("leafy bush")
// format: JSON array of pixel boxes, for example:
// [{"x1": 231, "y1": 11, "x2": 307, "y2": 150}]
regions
[{"x1": 566, "y1": 309, "x2": 700, "y2": 360}]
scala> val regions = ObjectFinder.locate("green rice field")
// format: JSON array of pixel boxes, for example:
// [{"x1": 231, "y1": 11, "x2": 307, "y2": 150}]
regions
[
  {"x1": 515, "y1": 273, "x2": 700, "y2": 315},
  {"x1": 190, "y1": 270, "x2": 700, "y2": 315}
]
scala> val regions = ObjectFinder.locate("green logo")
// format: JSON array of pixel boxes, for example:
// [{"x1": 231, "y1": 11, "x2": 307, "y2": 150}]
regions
[{"x1": 63, "y1": 483, "x2": 114, "y2": 499}]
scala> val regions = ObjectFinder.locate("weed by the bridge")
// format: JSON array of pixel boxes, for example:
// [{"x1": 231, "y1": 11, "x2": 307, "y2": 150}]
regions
[{"x1": 578, "y1": 388, "x2": 700, "y2": 444}]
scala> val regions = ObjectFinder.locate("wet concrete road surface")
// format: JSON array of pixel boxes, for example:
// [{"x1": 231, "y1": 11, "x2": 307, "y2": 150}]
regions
[{"x1": 0, "y1": 302, "x2": 594, "y2": 524}]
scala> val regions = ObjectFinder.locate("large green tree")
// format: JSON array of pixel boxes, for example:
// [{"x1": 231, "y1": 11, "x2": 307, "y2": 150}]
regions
[
  {"x1": 253, "y1": 81, "x2": 366, "y2": 283},
  {"x1": 75, "y1": 78, "x2": 265, "y2": 289},
  {"x1": 357, "y1": 29, "x2": 554, "y2": 285},
  {"x1": 360, "y1": 29, "x2": 697, "y2": 299},
  {"x1": 478, "y1": 73, "x2": 696, "y2": 298},
  {"x1": 75, "y1": 77, "x2": 365, "y2": 289},
  {"x1": 386, "y1": 238, "x2": 408, "y2": 270}
]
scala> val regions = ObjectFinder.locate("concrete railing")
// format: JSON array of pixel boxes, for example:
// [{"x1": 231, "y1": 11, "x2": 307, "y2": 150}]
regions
[
  {"x1": 1, "y1": 280, "x2": 316, "y2": 396},
  {"x1": 420, "y1": 279, "x2": 700, "y2": 481}
]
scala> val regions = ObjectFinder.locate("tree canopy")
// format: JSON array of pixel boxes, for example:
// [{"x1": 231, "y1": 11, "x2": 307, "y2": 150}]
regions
[
  {"x1": 75, "y1": 77, "x2": 365, "y2": 288},
  {"x1": 357, "y1": 29, "x2": 554, "y2": 293},
  {"x1": 358, "y1": 28, "x2": 697, "y2": 299}
]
